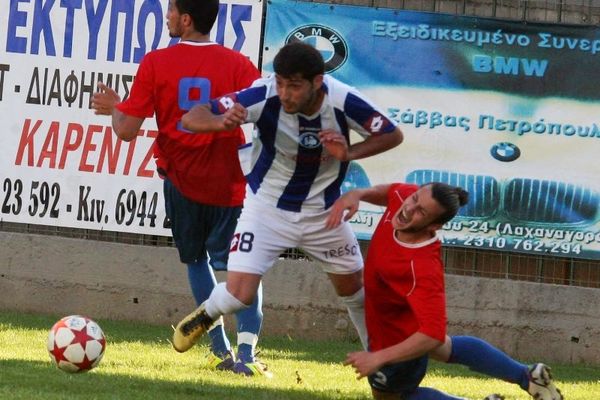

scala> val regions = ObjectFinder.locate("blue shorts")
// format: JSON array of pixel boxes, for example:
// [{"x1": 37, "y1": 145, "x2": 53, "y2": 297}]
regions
[
  {"x1": 163, "y1": 178, "x2": 241, "y2": 270},
  {"x1": 367, "y1": 355, "x2": 428, "y2": 396}
]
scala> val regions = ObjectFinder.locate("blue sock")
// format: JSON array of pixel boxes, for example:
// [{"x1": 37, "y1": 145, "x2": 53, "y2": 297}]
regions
[
  {"x1": 448, "y1": 336, "x2": 529, "y2": 390},
  {"x1": 235, "y1": 282, "x2": 263, "y2": 363},
  {"x1": 407, "y1": 387, "x2": 465, "y2": 399},
  {"x1": 187, "y1": 260, "x2": 231, "y2": 358}
]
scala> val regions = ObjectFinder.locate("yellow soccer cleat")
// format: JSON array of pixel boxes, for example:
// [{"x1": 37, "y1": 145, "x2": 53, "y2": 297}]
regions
[
  {"x1": 172, "y1": 302, "x2": 215, "y2": 353},
  {"x1": 206, "y1": 350, "x2": 235, "y2": 371},
  {"x1": 232, "y1": 359, "x2": 273, "y2": 378}
]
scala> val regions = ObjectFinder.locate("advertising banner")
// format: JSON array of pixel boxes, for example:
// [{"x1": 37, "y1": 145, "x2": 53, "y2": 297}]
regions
[
  {"x1": 0, "y1": 0, "x2": 263, "y2": 235},
  {"x1": 264, "y1": 0, "x2": 600, "y2": 259}
]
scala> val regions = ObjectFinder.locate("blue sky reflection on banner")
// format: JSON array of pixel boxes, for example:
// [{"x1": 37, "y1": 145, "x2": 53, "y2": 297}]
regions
[{"x1": 264, "y1": 0, "x2": 600, "y2": 259}]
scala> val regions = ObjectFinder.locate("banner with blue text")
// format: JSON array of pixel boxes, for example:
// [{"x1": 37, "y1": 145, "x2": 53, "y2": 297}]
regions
[
  {"x1": 265, "y1": 0, "x2": 600, "y2": 259},
  {"x1": 0, "y1": 0, "x2": 263, "y2": 235}
]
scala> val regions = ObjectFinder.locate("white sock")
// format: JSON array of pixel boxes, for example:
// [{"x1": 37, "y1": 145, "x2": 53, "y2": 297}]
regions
[
  {"x1": 339, "y1": 287, "x2": 368, "y2": 350},
  {"x1": 237, "y1": 332, "x2": 258, "y2": 349},
  {"x1": 205, "y1": 282, "x2": 248, "y2": 319}
]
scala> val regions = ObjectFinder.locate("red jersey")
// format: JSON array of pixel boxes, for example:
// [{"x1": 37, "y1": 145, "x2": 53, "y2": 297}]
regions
[
  {"x1": 364, "y1": 183, "x2": 447, "y2": 352},
  {"x1": 116, "y1": 42, "x2": 260, "y2": 206}
]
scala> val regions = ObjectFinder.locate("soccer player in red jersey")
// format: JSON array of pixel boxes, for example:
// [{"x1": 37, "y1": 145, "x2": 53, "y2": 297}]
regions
[
  {"x1": 91, "y1": 0, "x2": 267, "y2": 375},
  {"x1": 328, "y1": 182, "x2": 562, "y2": 400}
]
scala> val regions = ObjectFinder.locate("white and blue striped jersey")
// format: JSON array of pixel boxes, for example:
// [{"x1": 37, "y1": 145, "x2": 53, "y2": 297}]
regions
[{"x1": 210, "y1": 74, "x2": 397, "y2": 212}]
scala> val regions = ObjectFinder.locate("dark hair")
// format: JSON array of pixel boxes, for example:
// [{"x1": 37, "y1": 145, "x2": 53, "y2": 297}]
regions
[
  {"x1": 176, "y1": 0, "x2": 219, "y2": 34},
  {"x1": 426, "y1": 182, "x2": 469, "y2": 225},
  {"x1": 273, "y1": 42, "x2": 325, "y2": 81}
]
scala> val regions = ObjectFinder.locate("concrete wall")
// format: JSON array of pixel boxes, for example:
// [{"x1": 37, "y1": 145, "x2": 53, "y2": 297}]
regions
[{"x1": 0, "y1": 231, "x2": 598, "y2": 364}]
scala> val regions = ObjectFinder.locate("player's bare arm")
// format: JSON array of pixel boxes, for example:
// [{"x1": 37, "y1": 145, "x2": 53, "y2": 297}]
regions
[
  {"x1": 345, "y1": 332, "x2": 442, "y2": 379},
  {"x1": 91, "y1": 82, "x2": 143, "y2": 142},
  {"x1": 182, "y1": 103, "x2": 247, "y2": 132},
  {"x1": 347, "y1": 126, "x2": 403, "y2": 161},
  {"x1": 325, "y1": 184, "x2": 391, "y2": 229}
]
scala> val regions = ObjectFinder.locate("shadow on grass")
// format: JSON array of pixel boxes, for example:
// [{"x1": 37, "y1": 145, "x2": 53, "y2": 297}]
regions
[{"x1": 0, "y1": 359, "x2": 362, "y2": 400}]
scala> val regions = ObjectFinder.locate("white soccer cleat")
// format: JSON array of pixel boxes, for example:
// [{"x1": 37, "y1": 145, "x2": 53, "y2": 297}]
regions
[{"x1": 527, "y1": 363, "x2": 564, "y2": 400}]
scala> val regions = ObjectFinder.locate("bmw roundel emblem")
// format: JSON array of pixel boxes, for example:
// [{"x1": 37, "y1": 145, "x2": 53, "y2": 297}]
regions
[
  {"x1": 490, "y1": 142, "x2": 521, "y2": 162},
  {"x1": 285, "y1": 25, "x2": 348, "y2": 73},
  {"x1": 299, "y1": 132, "x2": 321, "y2": 149}
]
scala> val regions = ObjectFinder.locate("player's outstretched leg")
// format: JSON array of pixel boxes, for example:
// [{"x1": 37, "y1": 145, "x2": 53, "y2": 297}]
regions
[
  {"x1": 187, "y1": 261, "x2": 233, "y2": 366},
  {"x1": 446, "y1": 336, "x2": 563, "y2": 400},
  {"x1": 527, "y1": 363, "x2": 563, "y2": 400},
  {"x1": 447, "y1": 336, "x2": 530, "y2": 388},
  {"x1": 173, "y1": 282, "x2": 250, "y2": 353}
]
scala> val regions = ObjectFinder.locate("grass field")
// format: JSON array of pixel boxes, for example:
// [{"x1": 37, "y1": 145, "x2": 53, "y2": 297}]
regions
[{"x1": 0, "y1": 311, "x2": 598, "y2": 400}]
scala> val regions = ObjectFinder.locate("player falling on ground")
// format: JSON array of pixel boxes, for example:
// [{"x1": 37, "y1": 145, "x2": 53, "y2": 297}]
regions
[
  {"x1": 91, "y1": 0, "x2": 265, "y2": 376},
  {"x1": 170, "y1": 42, "x2": 404, "y2": 361},
  {"x1": 327, "y1": 182, "x2": 563, "y2": 400}
]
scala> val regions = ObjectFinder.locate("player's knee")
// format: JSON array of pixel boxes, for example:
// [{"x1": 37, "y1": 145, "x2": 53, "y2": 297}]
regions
[
  {"x1": 226, "y1": 272, "x2": 261, "y2": 305},
  {"x1": 207, "y1": 282, "x2": 249, "y2": 317}
]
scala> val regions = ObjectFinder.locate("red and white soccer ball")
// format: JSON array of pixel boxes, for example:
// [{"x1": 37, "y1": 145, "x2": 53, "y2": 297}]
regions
[{"x1": 47, "y1": 315, "x2": 106, "y2": 373}]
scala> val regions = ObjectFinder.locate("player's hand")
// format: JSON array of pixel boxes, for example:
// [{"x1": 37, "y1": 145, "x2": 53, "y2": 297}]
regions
[
  {"x1": 344, "y1": 351, "x2": 382, "y2": 380},
  {"x1": 319, "y1": 129, "x2": 349, "y2": 161},
  {"x1": 91, "y1": 82, "x2": 121, "y2": 115},
  {"x1": 222, "y1": 103, "x2": 247, "y2": 130},
  {"x1": 325, "y1": 191, "x2": 361, "y2": 229}
]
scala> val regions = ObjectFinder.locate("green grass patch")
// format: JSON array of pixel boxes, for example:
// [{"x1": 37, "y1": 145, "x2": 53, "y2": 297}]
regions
[{"x1": 0, "y1": 311, "x2": 598, "y2": 399}]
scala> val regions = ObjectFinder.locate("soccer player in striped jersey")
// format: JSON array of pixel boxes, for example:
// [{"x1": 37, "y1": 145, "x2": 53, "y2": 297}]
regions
[
  {"x1": 172, "y1": 42, "x2": 404, "y2": 363},
  {"x1": 330, "y1": 182, "x2": 562, "y2": 400},
  {"x1": 91, "y1": 0, "x2": 265, "y2": 376}
]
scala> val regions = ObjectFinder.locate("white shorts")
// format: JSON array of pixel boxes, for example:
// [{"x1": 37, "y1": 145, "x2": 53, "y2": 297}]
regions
[{"x1": 228, "y1": 196, "x2": 363, "y2": 276}]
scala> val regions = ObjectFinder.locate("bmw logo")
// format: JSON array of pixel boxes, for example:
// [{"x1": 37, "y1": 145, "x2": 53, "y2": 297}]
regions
[
  {"x1": 299, "y1": 132, "x2": 321, "y2": 148},
  {"x1": 285, "y1": 25, "x2": 348, "y2": 73},
  {"x1": 490, "y1": 142, "x2": 521, "y2": 162}
]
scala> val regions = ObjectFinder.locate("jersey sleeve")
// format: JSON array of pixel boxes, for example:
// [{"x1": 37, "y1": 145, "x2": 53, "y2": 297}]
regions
[
  {"x1": 115, "y1": 54, "x2": 155, "y2": 118},
  {"x1": 343, "y1": 89, "x2": 397, "y2": 138},
  {"x1": 405, "y1": 258, "x2": 447, "y2": 342},
  {"x1": 209, "y1": 80, "x2": 268, "y2": 124}
]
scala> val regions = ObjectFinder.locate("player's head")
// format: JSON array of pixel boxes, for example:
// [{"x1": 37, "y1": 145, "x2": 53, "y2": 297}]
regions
[
  {"x1": 274, "y1": 42, "x2": 325, "y2": 81},
  {"x1": 428, "y1": 182, "x2": 469, "y2": 224},
  {"x1": 392, "y1": 183, "x2": 468, "y2": 236},
  {"x1": 167, "y1": 0, "x2": 219, "y2": 37},
  {"x1": 273, "y1": 42, "x2": 326, "y2": 114}
]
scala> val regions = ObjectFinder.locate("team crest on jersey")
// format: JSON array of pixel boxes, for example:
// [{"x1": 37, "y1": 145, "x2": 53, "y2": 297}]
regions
[
  {"x1": 298, "y1": 132, "x2": 322, "y2": 149},
  {"x1": 285, "y1": 25, "x2": 348, "y2": 73}
]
